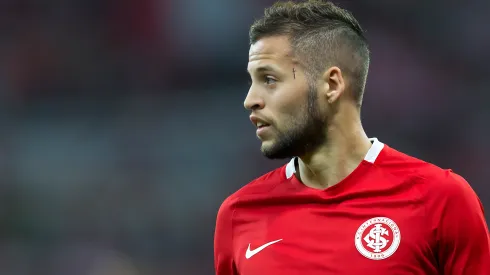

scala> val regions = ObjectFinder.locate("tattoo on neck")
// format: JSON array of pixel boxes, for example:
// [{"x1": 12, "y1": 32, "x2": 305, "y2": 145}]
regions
[{"x1": 293, "y1": 68, "x2": 296, "y2": 79}]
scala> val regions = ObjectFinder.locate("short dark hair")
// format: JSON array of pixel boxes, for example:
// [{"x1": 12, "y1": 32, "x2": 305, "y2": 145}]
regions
[{"x1": 249, "y1": 0, "x2": 370, "y2": 106}]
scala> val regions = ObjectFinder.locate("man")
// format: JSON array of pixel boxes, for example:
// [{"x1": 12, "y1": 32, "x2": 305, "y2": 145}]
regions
[{"x1": 214, "y1": 1, "x2": 490, "y2": 274}]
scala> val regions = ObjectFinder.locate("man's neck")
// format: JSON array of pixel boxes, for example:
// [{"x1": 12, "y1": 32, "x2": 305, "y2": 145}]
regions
[{"x1": 295, "y1": 121, "x2": 372, "y2": 190}]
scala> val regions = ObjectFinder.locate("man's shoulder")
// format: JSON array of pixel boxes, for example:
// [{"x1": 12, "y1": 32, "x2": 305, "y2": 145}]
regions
[
  {"x1": 218, "y1": 164, "x2": 288, "y2": 210},
  {"x1": 379, "y1": 145, "x2": 447, "y2": 178},
  {"x1": 380, "y1": 144, "x2": 471, "y2": 196},
  {"x1": 382, "y1": 145, "x2": 483, "y2": 228}
]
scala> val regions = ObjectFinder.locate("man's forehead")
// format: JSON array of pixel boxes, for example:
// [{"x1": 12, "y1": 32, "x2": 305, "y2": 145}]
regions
[
  {"x1": 248, "y1": 36, "x2": 299, "y2": 73},
  {"x1": 249, "y1": 36, "x2": 293, "y2": 60}
]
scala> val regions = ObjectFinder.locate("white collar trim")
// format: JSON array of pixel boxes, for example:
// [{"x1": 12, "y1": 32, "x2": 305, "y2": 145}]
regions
[{"x1": 285, "y1": 138, "x2": 384, "y2": 179}]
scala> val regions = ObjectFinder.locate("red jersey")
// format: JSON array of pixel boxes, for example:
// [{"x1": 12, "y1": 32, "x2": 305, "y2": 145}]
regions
[{"x1": 214, "y1": 138, "x2": 490, "y2": 275}]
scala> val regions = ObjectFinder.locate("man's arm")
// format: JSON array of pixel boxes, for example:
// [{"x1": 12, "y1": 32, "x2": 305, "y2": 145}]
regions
[
  {"x1": 214, "y1": 197, "x2": 237, "y2": 275},
  {"x1": 436, "y1": 172, "x2": 490, "y2": 274}
]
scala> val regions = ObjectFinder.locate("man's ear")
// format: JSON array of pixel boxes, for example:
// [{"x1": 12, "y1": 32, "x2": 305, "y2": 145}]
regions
[{"x1": 321, "y1": 66, "x2": 345, "y2": 104}]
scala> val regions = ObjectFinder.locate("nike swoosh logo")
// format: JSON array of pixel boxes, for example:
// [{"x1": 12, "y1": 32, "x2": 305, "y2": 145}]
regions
[{"x1": 245, "y1": 239, "x2": 282, "y2": 259}]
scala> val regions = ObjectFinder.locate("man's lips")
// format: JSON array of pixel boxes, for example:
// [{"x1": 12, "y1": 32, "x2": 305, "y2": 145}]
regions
[{"x1": 250, "y1": 115, "x2": 271, "y2": 128}]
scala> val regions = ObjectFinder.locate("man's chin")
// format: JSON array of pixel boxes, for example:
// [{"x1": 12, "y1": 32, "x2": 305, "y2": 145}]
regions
[
  {"x1": 260, "y1": 142, "x2": 294, "y2": 160},
  {"x1": 260, "y1": 139, "x2": 277, "y2": 154}
]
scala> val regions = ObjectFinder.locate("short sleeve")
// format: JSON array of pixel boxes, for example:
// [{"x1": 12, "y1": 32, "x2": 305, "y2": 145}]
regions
[
  {"x1": 214, "y1": 197, "x2": 237, "y2": 275},
  {"x1": 435, "y1": 172, "x2": 490, "y2": 274}
]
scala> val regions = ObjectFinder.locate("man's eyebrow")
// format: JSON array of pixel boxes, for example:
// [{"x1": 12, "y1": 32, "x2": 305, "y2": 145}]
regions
[{"x1": 246, "y1": 65, "x2": 277, "y2": 74}]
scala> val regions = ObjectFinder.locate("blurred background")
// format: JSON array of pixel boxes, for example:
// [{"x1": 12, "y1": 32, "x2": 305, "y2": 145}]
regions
[{"x1": 0, "y1": 0, "x2": 489, "y2": 274}]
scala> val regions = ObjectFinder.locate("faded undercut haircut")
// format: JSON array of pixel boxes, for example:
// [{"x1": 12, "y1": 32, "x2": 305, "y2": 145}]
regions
[{"x1": 249, "y1": 0, "x2": 370, "y2": 106}]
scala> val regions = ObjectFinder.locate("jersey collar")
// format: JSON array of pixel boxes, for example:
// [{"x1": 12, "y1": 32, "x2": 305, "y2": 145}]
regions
[{"x1": 285, "y1": 138, "x2": 384, "y2": 179}]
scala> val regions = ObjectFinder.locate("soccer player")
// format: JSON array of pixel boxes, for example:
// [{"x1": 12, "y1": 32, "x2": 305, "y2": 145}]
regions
[{"x1": 214, "y1": 0, "x2": 490, "y2": 274}]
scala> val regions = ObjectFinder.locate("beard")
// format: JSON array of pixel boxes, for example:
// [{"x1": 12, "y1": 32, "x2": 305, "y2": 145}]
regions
[{"x1": 261, "y1": 87, "x2": 327, "y2": 159}]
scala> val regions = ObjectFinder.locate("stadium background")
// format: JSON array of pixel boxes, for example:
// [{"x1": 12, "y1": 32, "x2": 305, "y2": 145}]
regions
[{"x1": 0, "y1": 0, "x2": 489, "y2": 274}]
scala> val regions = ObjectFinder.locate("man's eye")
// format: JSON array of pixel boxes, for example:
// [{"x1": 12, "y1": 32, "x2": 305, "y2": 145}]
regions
[{"x1": 265, "y1": 76, "x2": 276, "y2": 85}]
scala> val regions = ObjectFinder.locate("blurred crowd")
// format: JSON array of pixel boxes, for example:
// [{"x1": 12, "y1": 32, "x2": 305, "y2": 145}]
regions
[{"x1": 0, "y1": 0, "x2": 489, "y2": 274}]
